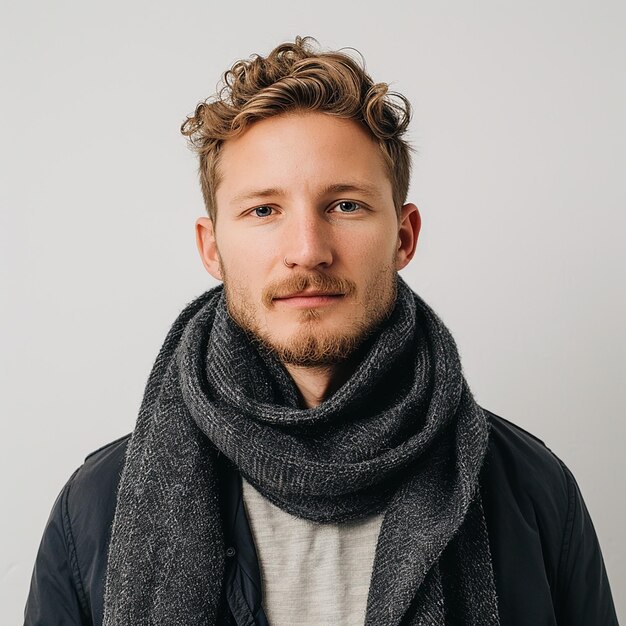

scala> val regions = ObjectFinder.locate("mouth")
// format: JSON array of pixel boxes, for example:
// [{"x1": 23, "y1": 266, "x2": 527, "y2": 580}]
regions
[{"x1": 273, "y1": 290, "x2": 346, "y2": 308}]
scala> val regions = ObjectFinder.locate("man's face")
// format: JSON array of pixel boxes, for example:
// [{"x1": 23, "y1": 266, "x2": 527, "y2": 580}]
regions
[{"x1": 196, "y1": 111, "x2": 420, "y2": 366}]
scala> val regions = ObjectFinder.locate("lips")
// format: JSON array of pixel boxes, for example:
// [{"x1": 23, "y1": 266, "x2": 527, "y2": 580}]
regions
[
  {"x1": 271, "y1": 291, "x2": 346, "y2": 309},
  {"x1": 275, "y1": 290, "x2": 344, "y2": 300}
]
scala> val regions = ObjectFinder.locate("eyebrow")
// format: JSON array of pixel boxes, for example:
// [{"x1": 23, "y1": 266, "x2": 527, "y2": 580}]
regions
[{"x1": 230, "y1": 182, "x2": 383, "y2": 205}]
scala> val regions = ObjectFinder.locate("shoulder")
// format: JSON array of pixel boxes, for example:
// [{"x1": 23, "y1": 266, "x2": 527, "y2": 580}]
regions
[
  {"x1": 67, "y1": 435, "x2": 130, "y2": 541},
  {"x1": 28, "y1": 434, "x2": 132, "y2": 623},
  {"x1": 480, "y1": 409, "x2": 571, "y2": 604},
  {"x1": 45, "y1": 433, "x2": 131, "y2": 544},
  {"x1": 65, "y1": 433, "x2": 131, "y2": 514},
  {"x1": 480, "y1": 409, "x2": 619, "y2": 623},
  {"x1": 481, "y1": 407, "x2": 578, "y2": 547},
  {"x1": 61, "y1": 433, "x2": 131, "y2": 547},
  {"x1": 480, "y1": 408, "x2": 575, "y2": 596},
  {"x1": 482, "y1": 407, "x2": 572, "y2": 505}
]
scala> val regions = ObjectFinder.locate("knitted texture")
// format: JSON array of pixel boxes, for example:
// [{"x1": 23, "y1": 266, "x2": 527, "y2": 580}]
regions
[{"x1": 103, "y1": 277, "x2": 500, "y2": 625}]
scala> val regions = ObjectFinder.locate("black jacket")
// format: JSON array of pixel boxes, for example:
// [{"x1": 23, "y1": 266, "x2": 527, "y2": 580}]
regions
[{"x1": 24, "y1": 410, "x2": 619, "y2": 625}]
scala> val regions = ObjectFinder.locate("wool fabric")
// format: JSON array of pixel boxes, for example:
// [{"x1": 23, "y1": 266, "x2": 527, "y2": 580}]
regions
[{"x1": 103, "y1": 276, "x2": 500, "y2": 625}]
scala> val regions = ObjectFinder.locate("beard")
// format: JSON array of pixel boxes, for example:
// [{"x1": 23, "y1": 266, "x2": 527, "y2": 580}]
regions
[{"x1": 220, "y1": 262, "x2": 398, "y2": 367}]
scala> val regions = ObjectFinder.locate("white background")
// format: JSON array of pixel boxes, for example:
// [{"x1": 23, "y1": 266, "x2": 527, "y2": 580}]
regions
[{"x1": 2, "y1": 0, "x2": 624, "y2": 622}]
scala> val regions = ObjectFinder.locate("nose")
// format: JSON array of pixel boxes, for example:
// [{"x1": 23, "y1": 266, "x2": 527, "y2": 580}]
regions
[{"x1": 282, "y1": 211, "x2": 334, "y2": 269}]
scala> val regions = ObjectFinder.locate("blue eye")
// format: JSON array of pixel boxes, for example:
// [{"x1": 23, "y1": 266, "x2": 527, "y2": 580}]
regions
[
  {"x1": 253, "y1": 206, "x2": 273, "y2": 217},
  {"x1": 334, "y1": 201, "x2": 360, "y2": 213}
]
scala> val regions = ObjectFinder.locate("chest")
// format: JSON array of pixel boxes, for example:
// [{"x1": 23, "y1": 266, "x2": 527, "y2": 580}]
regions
[{"x1": 241, "y1": 478, "x2": 384, "y2": 626}]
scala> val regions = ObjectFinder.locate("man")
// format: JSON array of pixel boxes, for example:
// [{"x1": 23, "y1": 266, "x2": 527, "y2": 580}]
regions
[{"x1": 25, "y1": 37, "x2": 618, "y2": 626}]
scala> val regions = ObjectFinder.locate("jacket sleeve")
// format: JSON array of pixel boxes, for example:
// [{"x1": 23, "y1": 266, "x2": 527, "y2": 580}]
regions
[
  {"x1": 24, "y1": 468, "x2": 90, "y2": 626},
  {"x1": 555, "y1": 464, "x2": 620, "y2": 625}
]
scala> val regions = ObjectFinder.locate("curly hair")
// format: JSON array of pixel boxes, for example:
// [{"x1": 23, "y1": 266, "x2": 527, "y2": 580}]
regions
[{"x1": 181, "y1": 36, "x2": 412, "y2": 221}]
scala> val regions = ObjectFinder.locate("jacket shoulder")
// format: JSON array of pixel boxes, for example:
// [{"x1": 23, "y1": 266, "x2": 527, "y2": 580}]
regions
[
  {"x1": 25, "y1": 434, "x2": 132, "y2": 626},
  {"x1": 66, "y1": 433, "x2": 131, "y2": 623},
  {"x1": 68, "y1": 433, "x2": 131, "y2": 514},
  {"x1": 480, "y1": 409, "x2": 572, "y2": 617},
  {"x1": 480, "y1": 409, "x2": 619, "y2": 624},
  {"x1": 483, "y1": 408, "x2": 570, "y2": 501}
]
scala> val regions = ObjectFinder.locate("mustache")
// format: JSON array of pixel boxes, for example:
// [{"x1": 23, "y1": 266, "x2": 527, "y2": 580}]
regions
[{"x1": 262, "y1": 272, "x2": 357, "y2": 308}]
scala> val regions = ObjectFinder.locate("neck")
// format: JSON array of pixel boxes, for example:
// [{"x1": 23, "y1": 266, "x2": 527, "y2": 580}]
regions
[{"x1": 283, "y1": 361, "x2": 357, "y2": 408}]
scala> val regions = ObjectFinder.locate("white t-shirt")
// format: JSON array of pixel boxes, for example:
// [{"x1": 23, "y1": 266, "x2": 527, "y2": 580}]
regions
[{"x1": 241, "y1": 477, "x2": 385, "y2": 626}]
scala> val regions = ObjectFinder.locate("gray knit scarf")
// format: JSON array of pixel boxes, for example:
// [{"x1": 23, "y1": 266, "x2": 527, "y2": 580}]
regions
[{"x1": 103, "y1": 276, "x2": 500, "y2": 625}]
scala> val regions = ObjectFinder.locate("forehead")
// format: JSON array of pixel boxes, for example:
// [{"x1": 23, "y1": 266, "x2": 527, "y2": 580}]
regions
[{"x1": 215, "y1": 112, "x2": 393, "y2": 205}]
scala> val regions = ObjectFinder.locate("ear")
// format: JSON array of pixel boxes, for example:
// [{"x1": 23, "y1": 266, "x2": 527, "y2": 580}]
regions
[
  {"x1": 395, "y1": 203, "x2": 421, "y2": 270},
  {"x1": 195, "y1": 217, "x2": 223, "y2": 281}
]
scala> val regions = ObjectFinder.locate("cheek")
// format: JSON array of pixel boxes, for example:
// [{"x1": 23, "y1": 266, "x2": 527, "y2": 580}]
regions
[
  {"x1": 349, "y1": 228, "x2": 397, "y2": 263},
  {"x1": 222, "y1": 256, "x2": 268, "y2": 298},
  {"x1": 218, "y1": 238, "x2": 260, "y2": 278},
  {"x1": 223, "y1": 231, "x2": 274, "y2": 266}
]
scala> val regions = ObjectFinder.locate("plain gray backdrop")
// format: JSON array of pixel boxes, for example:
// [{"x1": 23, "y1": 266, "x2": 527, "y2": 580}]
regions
[{"x1": 2, "y1": 0, "x2": 624, "y2": 622}]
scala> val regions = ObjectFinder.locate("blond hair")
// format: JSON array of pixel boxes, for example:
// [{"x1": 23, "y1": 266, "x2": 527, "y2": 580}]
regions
[{"x1": 181, "y1": 36, "x2": 412, "y2": 221}]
